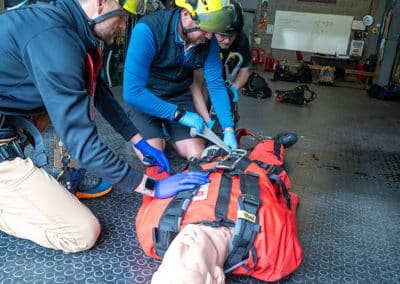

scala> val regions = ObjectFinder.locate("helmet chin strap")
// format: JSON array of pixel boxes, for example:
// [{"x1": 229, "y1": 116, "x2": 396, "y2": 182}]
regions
[
  {"x1": 88, "y1": 8, "x2": 124, "y2": 26},
  {"x1": 179, "y1": 15, "x2": 200, "y2": 35}
]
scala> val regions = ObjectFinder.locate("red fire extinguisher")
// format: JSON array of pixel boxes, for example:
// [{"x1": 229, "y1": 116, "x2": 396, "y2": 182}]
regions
[
  {"x1": 357, "y1": 63, "x2": 365, "y2": 82},
  {"x1": 264, "y1": 55, "x2": 272, "y2": 72},
  {"x1": 272, "y1": 58, "x2": 280, "y2": 73},
  {"x1": 252, "y1": 47, "x2": 259, "y2": 65},
  {"x1": 259, "y1": 48, "x2": 265, "y2": 64}
]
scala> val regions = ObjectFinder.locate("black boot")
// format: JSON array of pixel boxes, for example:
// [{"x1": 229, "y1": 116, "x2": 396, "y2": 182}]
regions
[{"x1": 274, "y1": 133, "x2": 298, "y2": 148}]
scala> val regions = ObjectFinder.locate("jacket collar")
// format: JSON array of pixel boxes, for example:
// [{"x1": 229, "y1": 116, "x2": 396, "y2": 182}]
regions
[{"x1": 56, "y1": 0, "x2": 98, "y2": 50}]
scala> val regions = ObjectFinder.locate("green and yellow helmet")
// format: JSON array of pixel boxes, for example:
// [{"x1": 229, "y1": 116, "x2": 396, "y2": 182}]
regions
[
  {"x1": 121, "y1": 0, "x2": 147, "y2": 15},
  {"x1": 175, "y1": 0, "x2": 235, "y2": 33}
]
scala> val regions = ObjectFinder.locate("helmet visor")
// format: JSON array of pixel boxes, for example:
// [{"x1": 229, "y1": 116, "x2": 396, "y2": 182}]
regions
[{"x1": 197, "y1": 6, "x2": 234, "y2": 33}]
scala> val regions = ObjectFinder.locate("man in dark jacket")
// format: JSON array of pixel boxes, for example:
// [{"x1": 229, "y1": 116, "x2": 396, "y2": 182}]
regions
[
  {"x1": 0, "y1": 0, "x2": 209, "y2": 253},
  {"x1": 192, "y1": 0, "x2": 251, "y2": 129}
]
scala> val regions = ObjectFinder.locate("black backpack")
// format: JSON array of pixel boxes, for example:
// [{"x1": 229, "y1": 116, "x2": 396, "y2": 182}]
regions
[
  {"x1": 273, "y1": 64, "x2": 313, "y2": 83},
  {"x1": 242, "y1": 72, "x2": 272, "y2": 99},
  {"x1": 276, "y1": 85, "x2": 316, "y2": 105}
]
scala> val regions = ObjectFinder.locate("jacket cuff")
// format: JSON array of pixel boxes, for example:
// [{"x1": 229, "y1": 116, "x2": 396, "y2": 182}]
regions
[{"x1": 114, "y1": 167, "x2": 143, "y2": 193}]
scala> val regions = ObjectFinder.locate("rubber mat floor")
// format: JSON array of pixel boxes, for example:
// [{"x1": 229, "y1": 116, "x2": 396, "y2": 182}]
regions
[{"x1": 0, "y1": 79, "x2": 399, "y2": 284}]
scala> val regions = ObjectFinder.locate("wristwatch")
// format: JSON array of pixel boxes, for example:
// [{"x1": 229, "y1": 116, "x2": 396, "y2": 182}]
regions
[
  {"x1": 144, "y1": 176, "x2": 156, "y2": 195},
  {"x1": 174, "y1": 106, "x2": 186, "y2": 121}
]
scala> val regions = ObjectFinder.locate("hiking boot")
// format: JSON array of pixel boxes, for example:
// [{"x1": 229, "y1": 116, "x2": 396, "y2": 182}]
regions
[
  {"x1": 56, "y1": 167, "x2": 112, "y2": 199},
  {"x1": 274, "y1": 133, "x2": 298, "y2": 149},
  {"x1": 76, "y1": 173, "x2": 113, "y2": 199}
]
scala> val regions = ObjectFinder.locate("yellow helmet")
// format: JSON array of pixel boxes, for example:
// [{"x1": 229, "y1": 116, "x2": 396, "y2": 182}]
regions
[
  {"x1": 121, "y1": 0, "x2": 147, "y2": 15},
  {"x1": 175, "y1": 0, "x2": 234, "y2": 33}
]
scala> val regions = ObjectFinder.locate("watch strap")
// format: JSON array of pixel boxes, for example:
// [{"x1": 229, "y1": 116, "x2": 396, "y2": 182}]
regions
[{"x1": 174, "y1": 106, "x2": 186, "y2": 121}]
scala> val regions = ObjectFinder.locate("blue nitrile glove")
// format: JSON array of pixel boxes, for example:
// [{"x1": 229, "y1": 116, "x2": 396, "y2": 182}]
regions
[
  {"x1": 229, "y1": 85, "x2": 239, "y2": 103},
  {"x1": 154, "y1": 171, "x2": 210, "y2": 199},
  {"x1": 134, "y1": 139, "x2": 171, "y2": 174},
  {"x1": 205, "y1": 119, "x2": 215, "y2": 130},
  {"x1": 223, "y1": 128, "x2": 238, "y2": 150},
  {"x1": 178, "y1": 111, "x2": 204, "y2": 134}
]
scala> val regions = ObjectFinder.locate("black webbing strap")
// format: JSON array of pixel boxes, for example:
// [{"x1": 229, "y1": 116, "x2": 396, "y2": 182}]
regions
[
  {"x1": 252, "y1": 161, "x2": 292, "y2": 210},
  {"x1": 303, "y1": 85, "x2": 317, "y2": 104},
  {"x1": 6, "y1": 116, "x2": 48, "y2": 167},
  {"x1": 224, "y1": 172, "x2": 261, "y2": 273},
  {"x1": 153, "y1": 188, "x2": 198, "y2": 258},
  {"x1": 267, "y1": 166, "x2": 292, "y2": 210},
  {"x1": 0, "y1": 140, "x2": 25, "y2": 162},
  {"x1": 187, "y1": 157, "x2": 203, "y2": 172},
  {"x1": 273, "y1": 141, "x2": 282, "y2": 161},
  {"x1": 234, "y1": 156, "x2": 252, "y2": 172},
  {"x1": 214, "y1": 173, "x2": 233, "y2": 222}
]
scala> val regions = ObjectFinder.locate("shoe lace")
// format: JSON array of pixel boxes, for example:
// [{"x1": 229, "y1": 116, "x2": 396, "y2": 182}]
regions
[
  {"x1": 79, "y1": 173, "x2": 102, "y2": 190},
  {"x1": 57, "y1": 167, "x2": 86, "y2": 193}
]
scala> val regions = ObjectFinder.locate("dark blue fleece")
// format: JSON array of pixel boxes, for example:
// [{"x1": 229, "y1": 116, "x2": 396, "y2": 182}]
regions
[{"x1": 0, "y1": 0, "x2": 142, "y2": 191}]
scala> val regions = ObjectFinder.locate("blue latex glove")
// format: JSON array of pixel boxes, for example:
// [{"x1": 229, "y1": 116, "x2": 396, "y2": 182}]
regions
[
  {"x1": 229, "y1": 85, "x2": 239, "y2": 103},
  {"x1": 154, "y1": 171, "x2": 210, "y2": 199},
  {"x1": 223, "y1": 128, "x2": 238, "y2": 150},
  {"x1": 205, "y1": 119, "x2": 215, "y2": 130},
  {"x1": 134, "y1": 139, "x2": 171, "y2": 174},
  {"x1": 178, "y1": 111, "x2": 204, "y2": 134}
]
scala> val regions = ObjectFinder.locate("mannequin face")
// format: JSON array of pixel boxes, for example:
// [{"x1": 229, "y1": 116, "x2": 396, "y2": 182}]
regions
[
  {"x1": 92, "y1": 0, "x2": 126, "y2": 44},
  {"x1": 215, "y1": 33, "x2": 237, "y2": 50},
  {"x1": 151, "y1": 224, "x2": 233, "y2": 284}
]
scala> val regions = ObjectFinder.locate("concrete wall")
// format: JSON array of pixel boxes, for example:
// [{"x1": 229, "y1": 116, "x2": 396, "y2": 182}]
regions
[{"x1": 246, "y1": 0, "x2": 384, "y2": 64}]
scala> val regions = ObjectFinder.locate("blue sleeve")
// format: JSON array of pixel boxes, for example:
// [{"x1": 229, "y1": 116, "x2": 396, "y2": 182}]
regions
[
  {"x1": 203, "y1": 36, "x2": 234, "y2": 129},
  {"x1": 123, "y1": 23, "x2": 177, "y2": 120}
]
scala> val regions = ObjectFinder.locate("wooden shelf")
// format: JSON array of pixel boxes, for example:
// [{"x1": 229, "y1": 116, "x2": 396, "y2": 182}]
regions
[{"x1": 279, "y1": 62, "x2": 376, "y2": 88}]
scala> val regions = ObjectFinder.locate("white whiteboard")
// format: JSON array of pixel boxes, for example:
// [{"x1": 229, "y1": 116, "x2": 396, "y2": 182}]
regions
[{"x1": 271, "y1": 11, "x2": 353, "y2": 55}]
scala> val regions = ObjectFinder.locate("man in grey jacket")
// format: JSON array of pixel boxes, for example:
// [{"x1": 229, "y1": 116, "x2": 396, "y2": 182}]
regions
[{"x1": 0, "y1": 0, "x2": 209, "y2": 253}]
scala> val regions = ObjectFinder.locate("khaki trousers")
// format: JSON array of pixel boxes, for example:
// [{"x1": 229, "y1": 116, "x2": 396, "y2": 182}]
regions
[{"x1": 0, "y1": 157, "x2": 100, "y2": 253}]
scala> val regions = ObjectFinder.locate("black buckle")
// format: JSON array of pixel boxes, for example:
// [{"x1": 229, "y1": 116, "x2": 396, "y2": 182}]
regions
[
  {"x1": 152, "y1": 227, "x2": 179, "y2": 258},
  {"x1": 241, "y1": 193, "x2": 261, "y2": 208}
]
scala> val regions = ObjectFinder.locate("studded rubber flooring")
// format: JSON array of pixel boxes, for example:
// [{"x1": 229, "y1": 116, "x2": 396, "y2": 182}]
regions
[{"x1": 1, "y1": 77, "x2": 400, "y2": 284}]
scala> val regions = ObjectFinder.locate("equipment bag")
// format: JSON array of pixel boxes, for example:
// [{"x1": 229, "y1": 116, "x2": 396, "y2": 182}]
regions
[
  {"x1": 136, "y1": 129, "x2": 302, "y2": 282},
  {"x1": 276, "y1": 84, "x2": 316, "y2": 105},
  {"x1": 242, "y1": 72, "x2": 272, "y2": 99},
  {"x1": 319, "y1": 65, "x2": 335, "y2": 85},
  {"x1": 368, "y1": 84, "x2": 400, "y2": 100},
  {"x1": 273, "y1": 63, "x2": 313, "y2": 83}
]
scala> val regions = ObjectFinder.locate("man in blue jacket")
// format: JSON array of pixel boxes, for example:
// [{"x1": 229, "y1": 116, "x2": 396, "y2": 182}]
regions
[
  {"x1": 0, "y1": 0, "x2": 209, "y2": 253},
  {"x1": 123, "y1": 0, "x2": 238, "y2": 162}
]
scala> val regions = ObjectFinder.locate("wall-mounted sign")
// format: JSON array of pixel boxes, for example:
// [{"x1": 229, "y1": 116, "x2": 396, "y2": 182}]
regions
[
  {"x1": 352, "y1": 20, "x2": 365, "y2": 30},
  {"x1": 349, "y1": 40, "x2": 364, "y2": 57},
  {"x1": 298, "y1": 0, "x2": 336, "y2": 3}
]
